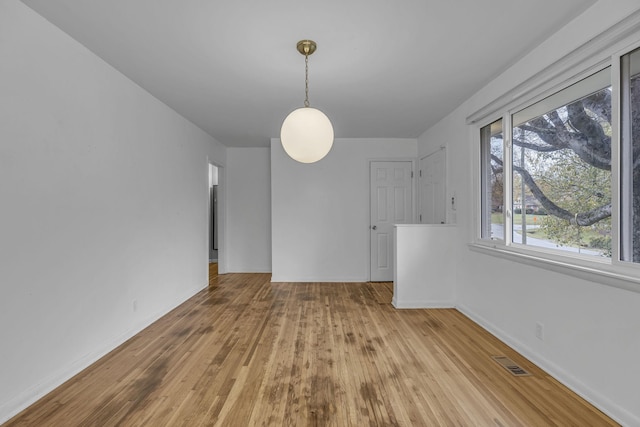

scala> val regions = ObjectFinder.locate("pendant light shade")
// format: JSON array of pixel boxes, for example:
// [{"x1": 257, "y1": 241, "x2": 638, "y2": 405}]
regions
[
  {"x1": 281, "y1": 107, "x2": 334, "y2": 164},
  {"x1": 280, "y1": 40, "x2": 334, "y2": 163}
]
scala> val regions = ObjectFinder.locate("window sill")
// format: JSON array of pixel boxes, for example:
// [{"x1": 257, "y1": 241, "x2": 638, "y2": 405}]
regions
[{"x1": 468, "y1": 242, "x2": 640, "y2": 294}]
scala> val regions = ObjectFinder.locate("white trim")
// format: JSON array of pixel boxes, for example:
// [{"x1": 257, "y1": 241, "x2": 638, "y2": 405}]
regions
[
  {"x1": 613, "y1": 38, "x2": 640, "y2": 264},
  {"x1": 470, "y1": 13, "x2": 640, "y2": 294},
  {"x1": 419, "y1": 147, "x2": 447, "y2": 224},
  {"x1": 466, "y1": 9, "x2": 640, "y2": 126},
  {"x1": 470, "y1": 124, "x2": 483, "y2": 243},
  {"x1": 511, "y1": 67, "x2": 610, "y2": 126},
  {"x1": 270, "y1": 275, "x2": 368, "y2": 283},
  {"x1": 456, "y1": 304, "x2": 638, "y2": 427},
  {"x1": 612, "y1": 45, "x2": 624, "y2": 263},
  {"x1": 420, "y1": 145, "x2": 446, "y2": 159},
  {"x1": 213, "y1": 161, "x2": 227, "y2": 275},
  {"x1": 394, "y1": 223, "x2": 456, "y2": 228},
  {"x1": 469, "y1": 243, "x2": 640, "y2": 294},
  {"x1": 392, "y1": 300, "x2": 454, "y2": 309},
  {"x1": 0, "y1": 283, "x2": 207, "y2": 425},
  {"x1": 503, "y1": 112, "x2": 514, "y2": 246}
]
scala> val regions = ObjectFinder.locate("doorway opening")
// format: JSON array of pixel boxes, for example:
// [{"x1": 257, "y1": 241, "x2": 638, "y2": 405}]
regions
[
  {"x1": 209, "y1": 164, "x2": 219, "y2": 262},
  {"x1": 209, "y1": 163, "x2": 219, "y2": 284}
]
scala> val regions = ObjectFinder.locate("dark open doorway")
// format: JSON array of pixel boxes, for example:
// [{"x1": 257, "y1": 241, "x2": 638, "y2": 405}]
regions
[{"x1": 209, "y1": 164, "x2": 219, "y2": 262}]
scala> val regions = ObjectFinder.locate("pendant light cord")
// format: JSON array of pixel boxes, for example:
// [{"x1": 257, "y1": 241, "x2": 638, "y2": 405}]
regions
[{"x1": 304, "y1": 54, "x2": 310, "y2": 107}]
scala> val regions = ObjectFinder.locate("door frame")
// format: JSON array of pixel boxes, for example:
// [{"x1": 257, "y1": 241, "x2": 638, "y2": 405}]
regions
[
  {"x1": 419, "y1": 146, "x2": 447, "y2": 224},
  {"x1": 208, "y1": 158, "x2": 226, "y2": 274},
  {"x1": 367, "y1": 158, "x2": 417, "y2": 282}
]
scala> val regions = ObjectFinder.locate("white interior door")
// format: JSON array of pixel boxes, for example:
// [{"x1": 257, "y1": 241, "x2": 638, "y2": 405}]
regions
[
  {"x1": 370, "y1": 161, "x2": 413, "y2": 281},
  {"x1": 419, "y1": 149, "x2": 446, "y2": 224}
]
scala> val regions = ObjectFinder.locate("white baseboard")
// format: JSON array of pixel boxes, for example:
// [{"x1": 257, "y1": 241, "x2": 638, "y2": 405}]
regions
[
  {"x1": 0, "y1": 283, "x2": 207, "y2": 424},
  {"x1": 456, "y1": 304, "x2": 638, "y2": 427},
  {"x1": 270, "y1": 275, "x2": 368, "y2": 283},
  {"x1": 392, "y1": 300, "x2": 454, "y2": 309}
]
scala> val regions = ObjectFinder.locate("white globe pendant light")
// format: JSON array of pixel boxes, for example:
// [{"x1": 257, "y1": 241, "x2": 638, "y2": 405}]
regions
[
  {"x1": 280, "y1": 40, "x2": 334, "y2": 163},
  {"x1": 281, "y1": 107, "x2": 333, "y2": 163}
]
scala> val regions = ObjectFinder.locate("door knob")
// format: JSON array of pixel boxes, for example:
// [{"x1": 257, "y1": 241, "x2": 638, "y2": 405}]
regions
[{"x1": 371, "y1": 225, "x2": 377, "y2": 230}]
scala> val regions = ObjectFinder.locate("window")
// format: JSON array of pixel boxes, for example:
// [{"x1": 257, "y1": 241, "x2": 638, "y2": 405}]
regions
[
  {"x1": 472, "y1": 22, "x2": 640, "y2": 287},
  {"x1": 479, "y1": 68, "x2": 614, "y2": 258},
  {"x1": 620, "y1": 47, "x2": 640, "y2": 263},
  {"x1": 511, "y1": 69, "x2": 611, "y2": 257},
  {"x1": 480, "y1": 119, "x2": 504, "y2": 240}
]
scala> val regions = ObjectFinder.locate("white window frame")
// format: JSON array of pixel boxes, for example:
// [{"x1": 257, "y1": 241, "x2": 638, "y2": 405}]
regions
[
  {"x1": 468, "y1": 14, "x2": 640, "y2": 294},
  {"x1": 506, "y1": 67, "x2": 612, "y2": 258},
  {"x1": 479, "y1": 119, "x2": 505, "y2": 242}
]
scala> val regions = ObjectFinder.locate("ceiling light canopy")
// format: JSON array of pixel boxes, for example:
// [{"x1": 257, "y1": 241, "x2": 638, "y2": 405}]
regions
[{"x1": 280, "y1": 40, "x2": 334, "y2": 164}]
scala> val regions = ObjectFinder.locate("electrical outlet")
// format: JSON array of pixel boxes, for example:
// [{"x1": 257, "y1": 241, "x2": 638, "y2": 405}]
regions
[{"x1": 535, "y1": 322, "x2": 544, "y2": 340}]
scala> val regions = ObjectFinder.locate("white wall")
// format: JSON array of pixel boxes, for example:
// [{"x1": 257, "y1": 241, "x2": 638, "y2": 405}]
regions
[
  {"x1": 271, "y1": 138, "x2": 417, "y2": 282},
  {"x1": 0, "y1": 1, "x2": 227, "y2": 422},
  {"x1": 226, "y1": 147, "x2": 271, "y2": 272},
  {"x1": 209, "y1": 164, "x2": 219, "y2": 186},
  {"x1": 418, "y1": 1, "x2": 640, "y2": 425}
]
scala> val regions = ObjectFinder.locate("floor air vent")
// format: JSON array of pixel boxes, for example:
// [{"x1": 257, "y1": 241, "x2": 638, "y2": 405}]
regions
[{"x1": 491, "y1": 355, "x2": 531, "y2": 377}]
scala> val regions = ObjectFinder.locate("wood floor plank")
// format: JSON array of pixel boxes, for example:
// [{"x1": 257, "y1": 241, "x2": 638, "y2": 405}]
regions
[{"x1": 4, "y1": 273, "x2": 618, "y2": 426}]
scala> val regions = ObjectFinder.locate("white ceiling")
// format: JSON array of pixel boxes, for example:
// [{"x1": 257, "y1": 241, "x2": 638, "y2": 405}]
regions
[{"x1": 21, "y1": 0, "x2": 597, "y2": 147}]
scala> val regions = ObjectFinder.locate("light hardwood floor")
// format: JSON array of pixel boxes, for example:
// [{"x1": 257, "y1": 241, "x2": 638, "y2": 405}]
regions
[{"x1": 5, "y1": 272, "x2": 617, "y2": 426}]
